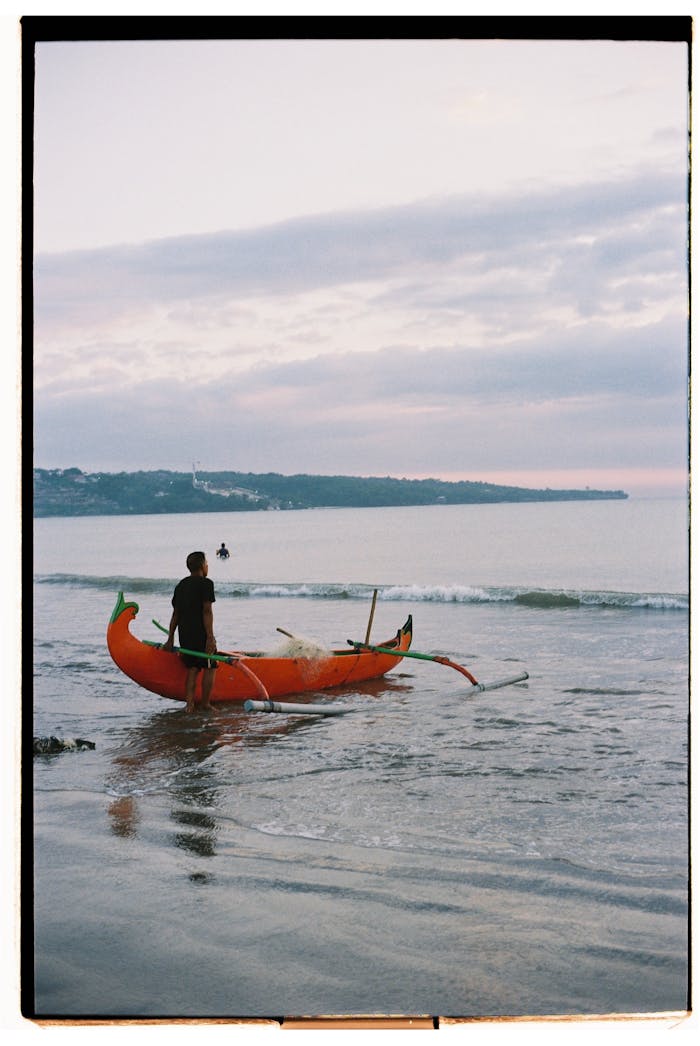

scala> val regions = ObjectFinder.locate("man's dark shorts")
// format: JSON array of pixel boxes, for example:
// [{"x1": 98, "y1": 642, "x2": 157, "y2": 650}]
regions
[{"x1": 180, "y1": 652, "x2": 218, "y2": 670}]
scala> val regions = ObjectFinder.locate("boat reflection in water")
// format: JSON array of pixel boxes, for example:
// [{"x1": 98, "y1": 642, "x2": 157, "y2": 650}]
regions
[{"x1": 103, "y1": 674, "x2": 412, "y2": 864}]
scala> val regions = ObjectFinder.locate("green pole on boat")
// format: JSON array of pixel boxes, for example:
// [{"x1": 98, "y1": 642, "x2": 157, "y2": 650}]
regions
[
  {"x1": 151, "y1": 618, "x2": 527, "y2": 694},
  {"x1": 347, "y1": 638, "x2": 480, "y2": 683},
  {"x1": 144, "y1": 639, "x2": 237, "y2": 666},
  {"x1": 347, "y1": 639, "x2": 528, "y2": 691},
  {"x1": 149, "y1": 620, "x2": 271, "y2": 698}
]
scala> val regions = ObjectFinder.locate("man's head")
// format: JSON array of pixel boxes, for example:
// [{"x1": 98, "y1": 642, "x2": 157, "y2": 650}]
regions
[{"x1": 186, "y1": 551, "x2": 208, "y2": 575}]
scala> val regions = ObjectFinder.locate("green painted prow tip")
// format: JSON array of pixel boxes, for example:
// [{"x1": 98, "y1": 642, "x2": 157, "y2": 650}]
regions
[{"x1": 109, "y1": 591, "x2": 140, "y2": 624}]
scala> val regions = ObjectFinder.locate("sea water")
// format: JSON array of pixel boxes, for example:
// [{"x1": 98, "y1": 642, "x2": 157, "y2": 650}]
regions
[{"x1": 30, "y1": 498, "x2": 689, "y2": 1019}]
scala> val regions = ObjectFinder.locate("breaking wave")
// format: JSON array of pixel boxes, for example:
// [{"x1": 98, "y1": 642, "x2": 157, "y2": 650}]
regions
[{"x1": 34, "y1": 573, "x2": 688, "y2": 612}]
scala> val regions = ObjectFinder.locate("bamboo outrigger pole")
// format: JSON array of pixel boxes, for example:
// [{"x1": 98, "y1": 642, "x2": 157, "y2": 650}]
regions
[
  {"x1": 244, "y1": 699, "x2": 353, "y2": 716},
  {"x1": 347, "y1": 639, "x2": 528, "y2": 691}
]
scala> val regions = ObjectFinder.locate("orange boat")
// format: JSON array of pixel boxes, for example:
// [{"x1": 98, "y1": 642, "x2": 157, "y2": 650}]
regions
[{"x1": 107, "y1": 592, "x2": 413, "y2": 706}]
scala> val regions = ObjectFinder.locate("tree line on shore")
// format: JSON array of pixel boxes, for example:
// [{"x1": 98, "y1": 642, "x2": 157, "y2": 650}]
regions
[{"x1": 33, "y1": 467, "x2": 629, "y2": 517}]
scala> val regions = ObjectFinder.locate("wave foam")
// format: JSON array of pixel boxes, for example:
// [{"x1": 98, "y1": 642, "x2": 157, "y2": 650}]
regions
[{"x1": 35, "y1": 573, "x2": 687, "y2": 612}]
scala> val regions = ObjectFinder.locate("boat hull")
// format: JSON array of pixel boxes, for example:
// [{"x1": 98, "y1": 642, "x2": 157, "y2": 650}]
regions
[{"x1": 107, "y1": 593, "x2": 412, "y2": 705}]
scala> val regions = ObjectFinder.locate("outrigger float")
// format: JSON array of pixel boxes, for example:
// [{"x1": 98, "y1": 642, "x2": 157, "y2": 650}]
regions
[{"x1": 107, "y1": 592, "x2": 528, "y2": 715}]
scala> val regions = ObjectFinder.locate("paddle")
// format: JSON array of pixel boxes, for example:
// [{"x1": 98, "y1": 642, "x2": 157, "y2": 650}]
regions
[{"x1": 347, "y1": 639, "x2": 529, "y2": 691}]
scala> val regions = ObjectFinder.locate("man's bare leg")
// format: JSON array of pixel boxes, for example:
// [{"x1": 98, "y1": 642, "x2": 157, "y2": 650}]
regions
[
  {"x1": 201, "y1": 667, "x2": 216, "y2": 709},
  {"x1": 185, "y1": 667, "x2": 198, "y2": 713}
]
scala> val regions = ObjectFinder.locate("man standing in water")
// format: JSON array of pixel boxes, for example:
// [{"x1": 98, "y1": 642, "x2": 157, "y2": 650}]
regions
[{"x1": 163, "y1": 551, "x2": 217, "y2": 712}]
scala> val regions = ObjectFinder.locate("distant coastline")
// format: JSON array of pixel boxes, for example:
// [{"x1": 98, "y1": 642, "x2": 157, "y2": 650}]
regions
[{"x1": 33, "y1": 467, "x2": 629, "y2": 518}]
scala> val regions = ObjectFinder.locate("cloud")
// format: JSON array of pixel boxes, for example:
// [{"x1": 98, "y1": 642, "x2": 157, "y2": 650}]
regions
[
  {"x1": 34, "y1": 170, "x2": 686, "y2": 328},
  {"x1": 33, "y1": 313, "x2": 688, "y2": 479},
  {"x1": 32, "y1": 170, "x2": 688, "y2": 491},
  {"x1": 33, "y1": 170, "x2": 688, "y2": 394}
]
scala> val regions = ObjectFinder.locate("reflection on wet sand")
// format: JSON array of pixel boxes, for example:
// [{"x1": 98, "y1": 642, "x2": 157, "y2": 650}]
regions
[
  {"x1": 103, "y1": 702, "x2": 328, "y2": 855},
  {"x1": 104, "y1": 678, "x2": 413, "y2": 852},
  {"x1": 172, "y1": 806, "x2": 218, "y2": 857},
  {"x1": 107, "y1": 795, "x2": 139, "y2": 838}
]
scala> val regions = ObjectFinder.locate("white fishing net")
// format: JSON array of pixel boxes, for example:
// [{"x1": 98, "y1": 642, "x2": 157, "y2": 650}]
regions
[{"x1": 262, "y1": 635, "x2": 332, "y2": 660}]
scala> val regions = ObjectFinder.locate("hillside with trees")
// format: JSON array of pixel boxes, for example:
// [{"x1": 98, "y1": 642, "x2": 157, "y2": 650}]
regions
[{"x1": 33, "y1": 467, "x2": 629, "y2": 518}]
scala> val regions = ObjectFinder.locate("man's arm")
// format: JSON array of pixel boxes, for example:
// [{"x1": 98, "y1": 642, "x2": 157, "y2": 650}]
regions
[
  {"x1": 203, "y1": 602, "x2": 216, "y2": 654},
  {"x1": 162, "y1": 608, "x2": 178, "y2": 652}
]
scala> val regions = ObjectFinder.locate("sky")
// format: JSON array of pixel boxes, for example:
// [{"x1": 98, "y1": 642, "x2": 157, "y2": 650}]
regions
[{"x1": 30, "y1": 28, "x2": 690, "y2": 497}]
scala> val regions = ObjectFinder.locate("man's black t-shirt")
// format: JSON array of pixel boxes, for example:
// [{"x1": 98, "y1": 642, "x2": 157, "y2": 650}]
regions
[{"x1": 172, "y1": 575, "x2": 215, "y2": 652}]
